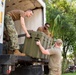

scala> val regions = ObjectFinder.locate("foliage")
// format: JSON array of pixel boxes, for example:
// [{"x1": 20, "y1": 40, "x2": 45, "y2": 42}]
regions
[
  {"x1": 45, "y1": 0, "x2": 76, "y2": 72},
  {"x1": 45, "y1": 0, "x2": 76, "y2": 55}
]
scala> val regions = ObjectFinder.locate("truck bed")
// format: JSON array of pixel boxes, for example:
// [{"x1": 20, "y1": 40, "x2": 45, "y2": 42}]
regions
[
  {"x1": 0, "y1": 54, "x2": 48, "y2": 75},
  {"x1": 0, "y1": 54, "x2": 48, "y2": 65}
]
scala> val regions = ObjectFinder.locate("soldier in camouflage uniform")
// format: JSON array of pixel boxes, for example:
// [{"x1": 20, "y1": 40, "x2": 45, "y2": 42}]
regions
[
  {"x1": 36, "y1": 39, "x2": 63, "y2": 75},
  {"x1": 4, "y1": 9, "x2": 33, "y2": 56}
]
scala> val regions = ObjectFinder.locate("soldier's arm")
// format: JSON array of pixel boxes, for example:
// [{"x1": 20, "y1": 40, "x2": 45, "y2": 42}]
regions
[
  {"x1": 36, "y1": 40, "x2": 50, "y2": 55},
  {"x1": 20, "y1": 16, "x2": 30, "y2": 38}
]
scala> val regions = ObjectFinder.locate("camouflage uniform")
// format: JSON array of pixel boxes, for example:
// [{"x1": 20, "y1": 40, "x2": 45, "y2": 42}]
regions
[
  {"x1": 4, "y1": 10, "x2": 25, "y2": 51},
  {"x1": 4, "y1": 14, "x2": 19, "y2": 50}
]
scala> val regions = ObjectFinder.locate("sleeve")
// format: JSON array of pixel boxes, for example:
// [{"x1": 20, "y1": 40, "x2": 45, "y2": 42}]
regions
[
  {"x1": 48, "y1": 47, "x2": 57, "y2": 55},
  {"x1": 20, "y1": 10, "x2": 25, "y2": 18},
  {"x1": 37, "y1": 27, "x2": 43, "y2": 31}
]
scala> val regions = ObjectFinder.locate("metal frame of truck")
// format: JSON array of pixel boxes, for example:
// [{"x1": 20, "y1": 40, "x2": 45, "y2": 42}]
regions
[{"x1": 0, "y1": 34, "x2": 48, "y2": 75}]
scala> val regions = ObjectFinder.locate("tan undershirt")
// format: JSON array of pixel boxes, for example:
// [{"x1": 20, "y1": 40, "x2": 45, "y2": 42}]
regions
[{"x1": 7, "y1": 10, "x2": 25, "y2": 21}]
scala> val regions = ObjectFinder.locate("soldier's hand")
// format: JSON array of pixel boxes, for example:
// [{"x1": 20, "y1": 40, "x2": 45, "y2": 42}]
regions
[
  {"x1": 26, "y1": 33, "x2": 30, "y2": 38},
  {"x1": 36, "y1": 40, "x2": 41, "y2": 45}
]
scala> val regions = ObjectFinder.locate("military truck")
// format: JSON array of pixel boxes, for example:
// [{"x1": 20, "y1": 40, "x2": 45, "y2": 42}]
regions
[{"x1": 0, "y1": 0, "x2": 50, "y2": 75}]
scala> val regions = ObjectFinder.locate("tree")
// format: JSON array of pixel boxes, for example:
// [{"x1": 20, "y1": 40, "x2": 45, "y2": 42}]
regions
[{"x1": 45, "y1": 0, "x2": 76, "y2": 73}]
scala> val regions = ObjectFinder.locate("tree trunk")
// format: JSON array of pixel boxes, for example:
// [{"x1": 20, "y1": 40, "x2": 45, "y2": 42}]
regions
[
  {"x1": 74, "y1": 54, "x2": 76, "y2": 65},
  {"x1": 62, "y1": 58, "x2": 68, "y2": 73}
]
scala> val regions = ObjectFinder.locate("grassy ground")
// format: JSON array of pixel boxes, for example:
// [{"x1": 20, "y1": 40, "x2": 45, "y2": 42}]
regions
[{"x1": 62, "y1": 72, "x2": 76, "y2": 75}]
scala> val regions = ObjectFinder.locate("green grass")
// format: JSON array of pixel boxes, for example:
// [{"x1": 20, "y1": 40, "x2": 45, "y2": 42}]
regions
[{"x1": 62, "y1": 72, "x2": 76, "y2": 75}]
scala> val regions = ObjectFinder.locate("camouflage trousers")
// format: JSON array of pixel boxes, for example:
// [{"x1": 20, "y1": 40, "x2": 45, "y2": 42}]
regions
[{"x1": 4, "y1": 14, "x2": 19, "y2": 50}]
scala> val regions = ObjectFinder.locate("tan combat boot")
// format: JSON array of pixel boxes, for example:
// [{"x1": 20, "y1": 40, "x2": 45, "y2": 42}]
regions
[{"x1": 14, "y1": 50, "x2": 25, "y2": 56}]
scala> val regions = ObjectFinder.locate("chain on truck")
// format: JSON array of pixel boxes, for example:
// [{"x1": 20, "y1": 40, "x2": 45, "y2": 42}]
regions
[{"x1": 0, "y1": 0, "x2": 52, "y2": 75}]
